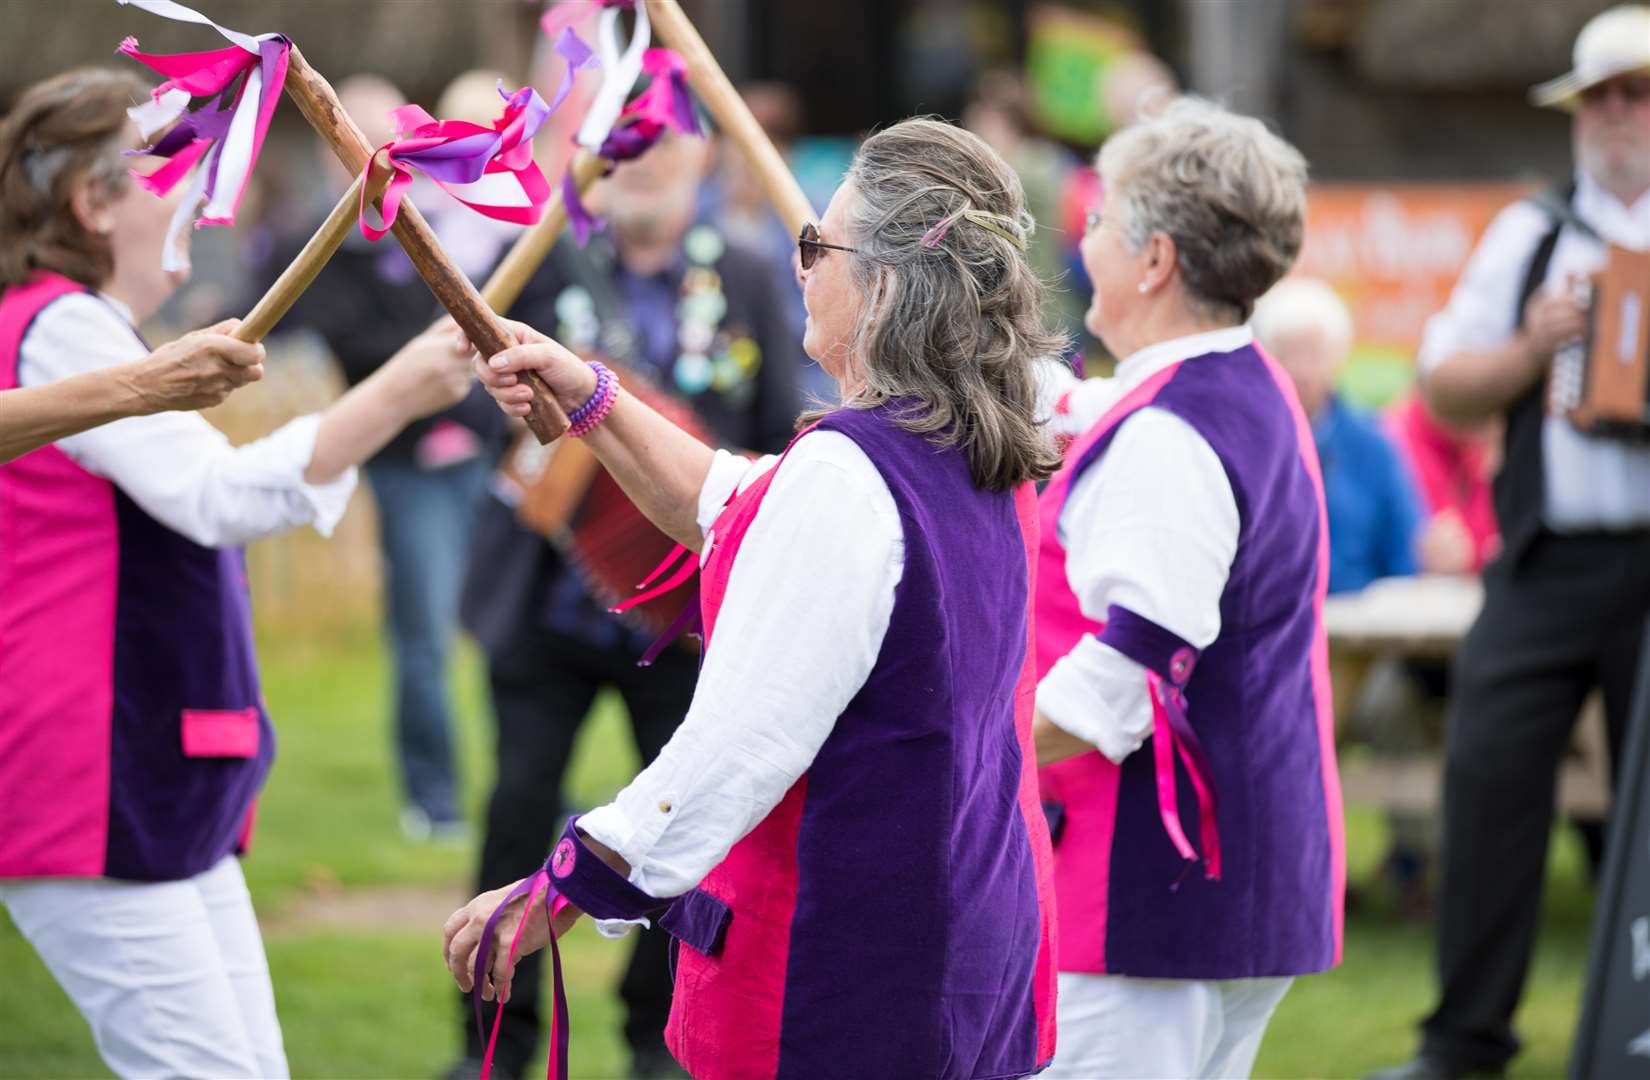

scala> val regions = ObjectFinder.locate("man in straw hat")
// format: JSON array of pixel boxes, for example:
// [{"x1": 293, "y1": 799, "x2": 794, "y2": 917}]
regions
[{"x1": 1368, "y1": 6, "x2": 1650, "y2": 1079}]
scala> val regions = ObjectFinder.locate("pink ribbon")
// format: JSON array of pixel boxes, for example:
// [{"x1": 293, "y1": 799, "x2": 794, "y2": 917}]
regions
[
  {"x1": 1147, "y1": 671, "x2": 1222, "y2": 882},
  {"x1": 473, "y1": 871, "x2": 573, "y2": 1080},
  {"x1": 358, "y1": 85, "x2": 557, "y2": 241},
  {"x1": 117, "y1": 13, "x2": 290, "y2": 271}
]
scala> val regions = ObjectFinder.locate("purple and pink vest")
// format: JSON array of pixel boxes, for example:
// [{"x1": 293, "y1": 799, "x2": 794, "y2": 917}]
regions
[
  {"x1": 0, "y1": 272, "x2": 273, "y2": 883},
  {"x1": 1035, "y1": 342, "x2": 1345, "y2": 979},
  {"x1": 664, "y1": 406, "x2": 1058, "y2": 1080}
]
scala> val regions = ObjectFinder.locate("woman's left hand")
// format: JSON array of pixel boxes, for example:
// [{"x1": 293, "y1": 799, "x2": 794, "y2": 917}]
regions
[{"x1": 443, "y1": 880, "x2": 581, "y2": 1004}]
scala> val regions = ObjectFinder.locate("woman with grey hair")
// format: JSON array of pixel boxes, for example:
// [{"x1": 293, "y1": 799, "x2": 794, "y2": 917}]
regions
[
  {"x1": 1031, "y1": 97, "x2": 1343, "y2": 1078},
  {"x1": 444, "y1": 117, "x2": 1061, "y2": 1079}
]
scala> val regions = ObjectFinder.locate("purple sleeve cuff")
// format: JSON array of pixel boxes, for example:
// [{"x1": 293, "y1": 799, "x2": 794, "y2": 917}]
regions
[
  {"x1": 546, "y1": 817, "x2": 671, "y2": 922},
  {"x1": 1095, "y1": 604, "x2": 1200, "y2": 688},
  {"x1": 658, "y1": 889, "x2": 733, "y2": 957}
]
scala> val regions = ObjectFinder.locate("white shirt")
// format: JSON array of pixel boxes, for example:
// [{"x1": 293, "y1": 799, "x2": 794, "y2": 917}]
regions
[
  {"x1": 578, "y1": 429, "x2": 904, "y2": 903},
  {"x1": 17, "y1": 292, "x2": 355, "y2": 547},
  {"x1": 1035, "y1": 326, "x2": 1247, "y2": 763},
  {"x1": 1417, "y1": 170, "x2": 1650, "y2": 530}
]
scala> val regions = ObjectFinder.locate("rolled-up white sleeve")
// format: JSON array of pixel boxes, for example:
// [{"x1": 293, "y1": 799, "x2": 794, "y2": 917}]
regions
[
  {"x1": 1036, "y1": 407, "x2": 1238, "y2": 762},
  {"x1": 1415, "y1": 200, "x2": 1550, "y2": 374},
  {"x1": 18, "y1": 294, "x2": 355, "y2": 547},
  {"x1": 579, "y1": 430, "x2": 903, "y2": 900}
]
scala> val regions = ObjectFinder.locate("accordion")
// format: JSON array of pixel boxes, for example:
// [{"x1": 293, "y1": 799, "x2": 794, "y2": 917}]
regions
[
  {"x1": 1549, "y1": 243, "x2": 1650, "y2": 440},
  {"x1": 496, "y1": 360, "x2": 718, "y2": 637}
]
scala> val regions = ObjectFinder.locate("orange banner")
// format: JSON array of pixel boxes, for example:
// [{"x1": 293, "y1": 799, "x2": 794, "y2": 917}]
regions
[{"x1": 1297, "y1": 182, "x2": 1535, "y2": 355}]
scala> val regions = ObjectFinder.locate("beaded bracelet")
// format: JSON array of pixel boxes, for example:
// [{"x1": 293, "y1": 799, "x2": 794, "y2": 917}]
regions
[{"x1": 567, "y1": 360, "x2": 618, "y2": 438}]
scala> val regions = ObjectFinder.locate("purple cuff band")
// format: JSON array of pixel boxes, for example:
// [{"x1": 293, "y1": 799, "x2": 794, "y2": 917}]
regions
[
  {"x1": 545, "y1": 817, "x2": 669, "y2": 923},
  {"x1": 1097, "y1": 604, "x2": 1201, "y2": 687}
]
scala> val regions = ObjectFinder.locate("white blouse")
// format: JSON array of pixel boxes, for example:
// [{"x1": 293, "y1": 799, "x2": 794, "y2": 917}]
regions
[
  {"x1": 577, "y1": 428, "x2": 904, "y2": 903},
  {"x1": 1034, "y1": 326, "x2": 1248, "y2": 763},
  {"x1": 17, "y1": 292, "x2": 355, "y2": 546}
]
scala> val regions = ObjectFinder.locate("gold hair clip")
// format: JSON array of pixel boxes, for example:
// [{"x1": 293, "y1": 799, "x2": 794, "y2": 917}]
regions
[{"x1": 960, "y1": 209, "x2": 1028, "y2": 251}]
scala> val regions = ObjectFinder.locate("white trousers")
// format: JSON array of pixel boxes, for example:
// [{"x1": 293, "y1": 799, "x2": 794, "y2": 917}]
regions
[
  {"x1": 1043, "y1": 972, "x2": 1294, "y2": 1080},
  {"x1": 0, "y1": 855, "x2": 289, "y2": 1079}
]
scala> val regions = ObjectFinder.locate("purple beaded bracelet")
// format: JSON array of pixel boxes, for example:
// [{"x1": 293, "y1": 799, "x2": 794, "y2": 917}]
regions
[{"x1": 567, "y1": 360, "x2": 618, "y2": 438}]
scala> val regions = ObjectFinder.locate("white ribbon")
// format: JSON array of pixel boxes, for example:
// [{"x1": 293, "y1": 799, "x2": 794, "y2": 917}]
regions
[
  {"x1": 127, "y1": 86, "x2": 192, "y2": 139},
  {"x1": 116, "y1": 0, "x2": 266, "y2": 52},
  {"x1": 573, "y1": 1, "x2": 651, "y2": 153}
]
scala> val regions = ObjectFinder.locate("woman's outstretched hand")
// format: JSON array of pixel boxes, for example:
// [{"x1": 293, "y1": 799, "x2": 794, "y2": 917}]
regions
[
  {"x1": 380, "y1": 318, "x2": 477, "y2": 423},
  {"x1": 443, "y1": 879, "x2": 581, "y2": 1005},
  {"x1": 128, "y1": 320, "x2": 266, "y2": 413},
  {"x1": 471, "y1": 320, "x2": 597, "y2": 419}
]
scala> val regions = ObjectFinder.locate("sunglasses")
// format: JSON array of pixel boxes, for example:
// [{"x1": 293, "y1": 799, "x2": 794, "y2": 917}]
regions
[
  {"x1": 798, "y1": 222, "x2": 859, "y2": 270},
  {"x1": 1580, "y1": 76, "x2": 1650, "y2": 107}
]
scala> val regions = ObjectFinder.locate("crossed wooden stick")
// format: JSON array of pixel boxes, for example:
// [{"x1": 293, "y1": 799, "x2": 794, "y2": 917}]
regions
[{"x1": 234, "y1": 1, "x2": 817, "y2": 446}]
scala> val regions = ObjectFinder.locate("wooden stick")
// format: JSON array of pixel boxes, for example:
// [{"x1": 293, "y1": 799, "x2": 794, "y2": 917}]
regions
[
  {"x1": 233, "y1": 172, "x2": 364, "y2": 344},
  {"x1": 281, "y1": 47, "x2": 569, "y2": 443},
  {"x1": 481, "y1": 149, "x2": 607, "y2": 313},
  {"x1": 648, "y1": 0, "x2": 816, "y2": 236}
]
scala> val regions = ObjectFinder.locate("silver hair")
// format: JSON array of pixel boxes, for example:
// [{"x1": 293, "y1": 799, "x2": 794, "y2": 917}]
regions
[
  {"x1": 820, "y1": 117, "x2": 1065, "y2": 492},
  {"x1": 1097, "y1": 96, "x2": 1308, "y2": 321}
]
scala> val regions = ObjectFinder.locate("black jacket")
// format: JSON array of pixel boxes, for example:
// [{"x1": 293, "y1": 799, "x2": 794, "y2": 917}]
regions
[
  {"x1": 460, "y1": 228, "x2": 804, "y2": 656},
  {"x1": 258, "y1": 228, "x2": 507, "y2": 462}
]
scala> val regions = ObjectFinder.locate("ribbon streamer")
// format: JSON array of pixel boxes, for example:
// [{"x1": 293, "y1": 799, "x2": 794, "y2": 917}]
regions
[
  {"x1": 357, "y1": 84, "x2": 558, "y2": 241},
  {"x1": 1147, "y1": 671, "x2": 1222, "y2": 882},
  {"x1": 537, "y1": 1, "x2": 701, "y2": 245},
  {"x1": 563, "y1": 49, "x2": 702, "y2": 245},
  {"x1": 115, "y1": 0, "x2": 289, "y2": 272}
]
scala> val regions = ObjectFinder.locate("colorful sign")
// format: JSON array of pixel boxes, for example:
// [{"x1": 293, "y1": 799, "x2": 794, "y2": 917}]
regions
[{"x1": 1296, "y1": 182, "x2": 1535, "y2": 405}]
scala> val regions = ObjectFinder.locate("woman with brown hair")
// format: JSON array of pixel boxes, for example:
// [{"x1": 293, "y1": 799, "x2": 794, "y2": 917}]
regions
[
  {"x1": 444, "y1": 117, "x2": 1062, "y2": 1079},
  {"x1": 0, "y1": 68, "x2": 472, "y2": 1078}
]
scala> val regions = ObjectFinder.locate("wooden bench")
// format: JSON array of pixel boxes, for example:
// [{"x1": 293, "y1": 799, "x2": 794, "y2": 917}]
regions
[{"x1": 1326, "y1": 574, "x2": 1612, "y2": 818}]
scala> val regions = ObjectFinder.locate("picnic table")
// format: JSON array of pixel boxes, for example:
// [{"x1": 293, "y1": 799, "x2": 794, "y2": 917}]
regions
[{"x1": 1325, "y1": 574, "x2": 1611, "y2": 817}]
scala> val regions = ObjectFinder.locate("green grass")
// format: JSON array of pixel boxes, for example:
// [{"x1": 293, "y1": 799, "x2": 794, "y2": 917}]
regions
[{"x1": 0, "y1": 623, "x2": 1598, "y2": 1079}]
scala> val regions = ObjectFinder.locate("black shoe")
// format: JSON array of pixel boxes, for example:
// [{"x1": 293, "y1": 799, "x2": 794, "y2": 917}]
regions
[{"x1": 1364, "y1": 1055, "x2": 1506, "y2": 1080}]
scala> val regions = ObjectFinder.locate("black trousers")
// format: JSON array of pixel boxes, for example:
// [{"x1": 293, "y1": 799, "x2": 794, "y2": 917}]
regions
[
  {"x1": 459, "y1": 624, "x2": 700, "y2": 1077},
  {"x1": 1421, "y1": 531, "x2": 1650, "y2": 1070}
]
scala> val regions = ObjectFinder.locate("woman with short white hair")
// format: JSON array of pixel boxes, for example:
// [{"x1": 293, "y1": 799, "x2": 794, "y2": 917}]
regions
[{"x1": 1032, "y1": 97, "x2": 1344, "y2": 1078}]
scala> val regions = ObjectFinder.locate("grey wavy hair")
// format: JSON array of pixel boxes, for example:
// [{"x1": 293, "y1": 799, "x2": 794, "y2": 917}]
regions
[
  {"x1": 1097, "y1": 96, "x2": 1308, "y2": 322},
  {"x1": 816, "y1": 117, "x2": 1065, "y2": 493}
]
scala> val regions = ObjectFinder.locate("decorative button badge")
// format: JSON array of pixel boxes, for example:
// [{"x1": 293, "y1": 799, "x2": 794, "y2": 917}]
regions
[
  {"x1": 1169, "y1": 646, "x2": 1197, "y2": 686},
  {"x1": 550, "y1": 837, "x2": 576, "y2": 878}
]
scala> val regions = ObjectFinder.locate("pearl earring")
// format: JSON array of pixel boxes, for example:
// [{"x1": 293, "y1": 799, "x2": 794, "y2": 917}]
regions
[{"x1": 1137, "y1": 282, "x2": 1149, "y2": 294}]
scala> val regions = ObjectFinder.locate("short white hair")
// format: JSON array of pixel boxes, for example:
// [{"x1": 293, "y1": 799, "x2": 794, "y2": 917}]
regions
[
  {"x1": 1097, "y1": 96, "x2": 1308, "y2": 321},
  {"x1": 1252, "y1": 277, "x2": 1354, "y2": 360}
]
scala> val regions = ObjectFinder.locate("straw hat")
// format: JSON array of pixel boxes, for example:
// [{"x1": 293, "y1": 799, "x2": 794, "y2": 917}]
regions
[{"x1": 1530, "y1": 5, "x2": 1650, "y2": 110}]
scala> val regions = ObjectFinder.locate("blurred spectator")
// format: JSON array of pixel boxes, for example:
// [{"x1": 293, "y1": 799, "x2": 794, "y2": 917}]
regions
[
  {"x1": 1254, "y1": 277, "x2": 1423, "y2": 594},
  {"x1": 1056, "y1": 49, "x2": 1180, "y2": 367},
  {"x1": 259, "y1": 73, "x2": 509, "y2": 843},
  {"x1": 700, "y1": 81, "x2": 822, "y2": 398},
  {"x1": 1368, "y1": 8, "x2": 1650, "y2": 1080},
  {"x1": 1387, "y1": 395, "x2": 1501, "y2": 575},
  {"x1": 453, "y1": 128, "x2": 801, "y2": 1080},
  {"x1": 964, "y1": 69, "x2": 1082, "y2": 339}
]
